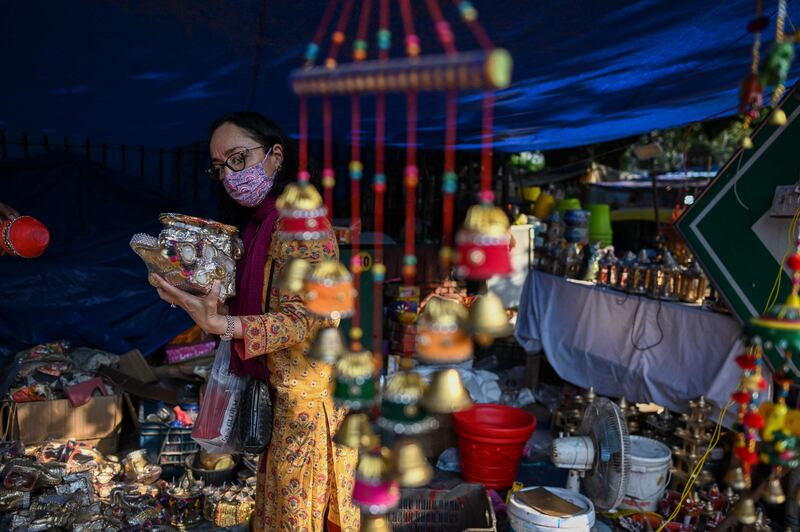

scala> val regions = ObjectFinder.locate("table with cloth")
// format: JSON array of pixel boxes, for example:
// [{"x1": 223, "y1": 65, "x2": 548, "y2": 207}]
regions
[{"x1": 514, "y1": 270, "x2": 752, "y2": 417}]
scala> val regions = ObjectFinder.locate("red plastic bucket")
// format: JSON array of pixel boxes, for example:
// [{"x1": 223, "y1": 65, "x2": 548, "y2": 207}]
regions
[{"x1": 453, "y1": 404, "x2": 536, "y2": 489}]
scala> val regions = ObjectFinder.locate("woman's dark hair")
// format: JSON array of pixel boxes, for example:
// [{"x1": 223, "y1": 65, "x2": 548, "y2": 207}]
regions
[{"x1": 209, "y1": 111, "x2": 298, "y2": 229}]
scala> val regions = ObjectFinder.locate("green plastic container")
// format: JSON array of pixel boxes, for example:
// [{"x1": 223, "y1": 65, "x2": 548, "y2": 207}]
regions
[
  {"x1": 555, "y1": 197, "x2": 582, "y2": 214},
  {"x1": 587, "y1": 204, "x2": 613, "y2": 246}
]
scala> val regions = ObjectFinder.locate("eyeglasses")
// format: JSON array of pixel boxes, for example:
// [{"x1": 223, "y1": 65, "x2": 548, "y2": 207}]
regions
[{"x1": 206, "y1": 145, "x2": 266, "y2": 180}]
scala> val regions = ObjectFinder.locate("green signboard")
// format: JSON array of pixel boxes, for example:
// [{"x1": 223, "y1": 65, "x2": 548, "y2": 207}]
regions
[{"x1": 677, "y1": 84, "x2": 800, "y2": 326}]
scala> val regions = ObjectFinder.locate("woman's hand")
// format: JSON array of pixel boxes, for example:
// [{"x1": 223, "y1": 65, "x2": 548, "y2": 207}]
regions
[{"x1": 152, "y1": 274, "x2": 227, "y2": 335}]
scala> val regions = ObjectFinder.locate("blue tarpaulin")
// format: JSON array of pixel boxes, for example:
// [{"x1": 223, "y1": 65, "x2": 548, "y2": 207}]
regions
[
  {"x1": 2, "y1": 0, "x2": 800, "y2": 151},
  {"x1": 0, "y1": 155, "x2": 194, "y2": 357}
]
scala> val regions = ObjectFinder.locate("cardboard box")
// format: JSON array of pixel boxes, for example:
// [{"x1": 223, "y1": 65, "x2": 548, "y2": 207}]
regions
[{"x1": 1, "y1": 395, "x2": 124, "y2": 454}]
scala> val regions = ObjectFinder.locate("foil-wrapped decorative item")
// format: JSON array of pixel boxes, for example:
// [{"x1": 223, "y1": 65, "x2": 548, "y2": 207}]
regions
[{"x1": 130, "y1": 213, "x2": 243, "y2": 301}]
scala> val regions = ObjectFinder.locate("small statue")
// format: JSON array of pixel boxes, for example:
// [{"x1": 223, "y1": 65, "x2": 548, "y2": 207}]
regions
[{"x1": 578, "y1": 241, "x2": 602, "y2": 281}]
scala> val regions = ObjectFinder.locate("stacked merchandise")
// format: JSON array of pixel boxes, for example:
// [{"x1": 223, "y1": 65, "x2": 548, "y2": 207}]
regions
[{"x1": 384, "y1": 284, "x2": 420, "y2": 374}]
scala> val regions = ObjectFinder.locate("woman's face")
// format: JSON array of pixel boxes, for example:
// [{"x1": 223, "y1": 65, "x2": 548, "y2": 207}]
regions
[{"x1": 209, "y1": 122, "x2": 283, "y2": 179}]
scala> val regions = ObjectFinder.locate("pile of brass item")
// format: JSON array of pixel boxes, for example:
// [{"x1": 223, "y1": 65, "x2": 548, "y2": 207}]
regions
[
  {"x1": 202, "y1": 476, "x2": 257, "y2": 528},
  {"x1": 671, "y1": 396, "x2": 717, "y2": 489},
  {"x1": 552, "y1": 387, "x2": 596, "y2": 435}
]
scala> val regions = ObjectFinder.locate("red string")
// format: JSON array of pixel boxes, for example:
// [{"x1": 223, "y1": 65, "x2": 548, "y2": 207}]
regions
[
  {"x1": 425, "y1": 0, "x2": 458, "y2": 55},
  {"x1": 356, "y1": 0, "x2": 372, "y2": 42},
  {"x1": 372, "y1": 0, "x2": 389, "y2": 363},
  {"x1": 378, "y1": 0, "x2": 390, "y2": 61},
  {"x1": 398, "y1": 0, "x2": 416, "y2": 38},
  {"x1": 312, "y1": 0, "x2": 340, "y2": 47},
  {"x1": 326, "y1": 0, "x2": 356, "y2": 65},
  {"x1": 298, "y1": 96, "x2": 308, "y2": 174},
  {"x1": 443, "y1": 90, "x2": 457, "y2": 249},
  {"x1": 322, "y1": 96, "x2": 334, "y2": 218},
  {"x1": 480, "y1": 92, "x2": 493, "y2": 193},
  {"x1": 404, "y1": 91, "x2": 418, "y2": 286},
  {"x1": 351, "y1": 94, "x2": 362, "y2": 328},
  {"x1": 451, "y1": 0, "x2": 494, "y2": 50}
]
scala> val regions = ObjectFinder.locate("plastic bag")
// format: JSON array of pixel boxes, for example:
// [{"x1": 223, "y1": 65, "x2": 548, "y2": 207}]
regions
[{"x1": 191, "y1": 341, "x2": 247, "y2": 454}]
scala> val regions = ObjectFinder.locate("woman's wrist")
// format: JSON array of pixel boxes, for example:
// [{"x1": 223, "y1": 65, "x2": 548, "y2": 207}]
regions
[{"x1": 208, "y1": 314, "x2": 229, "y2": 336}]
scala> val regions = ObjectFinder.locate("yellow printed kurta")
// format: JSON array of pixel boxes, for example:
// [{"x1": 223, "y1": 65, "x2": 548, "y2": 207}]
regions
[{"x1": 240, "y1": 217, "x2": 359, "y2": 532}]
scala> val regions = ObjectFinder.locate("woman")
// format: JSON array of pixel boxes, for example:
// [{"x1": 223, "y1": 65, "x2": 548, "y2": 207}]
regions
[{"x1": 154, "y1": 112, "x2": 359, "y2": 531}]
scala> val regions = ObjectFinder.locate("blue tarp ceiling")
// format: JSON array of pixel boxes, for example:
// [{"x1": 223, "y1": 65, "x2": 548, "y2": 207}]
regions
[{"x1": 3, "y1": 0, "x2": 800, "y2": 151}]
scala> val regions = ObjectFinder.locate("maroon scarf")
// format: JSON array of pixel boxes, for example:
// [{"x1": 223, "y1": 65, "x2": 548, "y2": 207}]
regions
[{"x1": 228, "y1": 193, "x2": 279, "y2": 381}]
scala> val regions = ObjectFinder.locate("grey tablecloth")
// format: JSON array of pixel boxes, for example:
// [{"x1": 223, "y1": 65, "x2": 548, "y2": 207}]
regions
[{"x1": 514, "y1": 270, "x2": 751, "y2": 416}]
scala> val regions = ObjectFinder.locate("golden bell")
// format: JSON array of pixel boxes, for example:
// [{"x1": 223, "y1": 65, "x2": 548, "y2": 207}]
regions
[
  {"x1": 361, "y1": 514, "x2": 393, "y2": 532},
  {"x1": 470, "y1": 291, "x2": 513, "y2": 346},
  {"x1": 770, "y1": 108, "x2": 788, "y2": 126},
  {"x1": 279, "y1": 258, "x2": 311, "y2": 293},
  {"x1": 420, "y1": 368, "x2": 473, "y2": 414},
  {"x1": 735, "y1": 497, "x2": 757, "y2": 524},
  {"x1": 334, "y1": 412, "x2": 377, "y2": 450},
  {"x1": 725, "y1": 465, "x2": 750, "y2": 491},
  {"x1": 308, "y1": 327, "x2": 344, "y2": 364},
  {"x1": 392, "y1": 438, "x2": 433, "y2": 488},
  {"x1": 763, "y1": 477, "x2": 786, "y2": 505},
  {"x1": 358, "y1": 448, "x2": 393, "y2": 482}
]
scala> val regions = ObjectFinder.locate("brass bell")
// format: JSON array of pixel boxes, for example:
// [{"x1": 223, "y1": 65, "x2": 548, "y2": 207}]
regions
[
  {"x1": 308, "y1": 327, "x2": 344, "y2": 364},
  {"x1": 734, "y1": 497, "x2": 757, "y2": 524},
  {"x1": 420, "y1": 368, "x2": 473, "y2": 414},
  {"x1": 279, "y1": 258, "x2": 311, "y2": 293},
  {"x1": 334, "y1": 412, "x2": 377, "y2": 450},
  {"x1": 357, "y1": 447, "x2": 393, "y2": 482},
  {"x1": 361, "y1": 514, "x2": 393, "y2": 532},
  {"x1": 469, "y1": 291, "x2": 513, "y2": 346},
  {"x1": 763, "y1": 476, "x2": 786, "y2": 505},
  {"x1": 770, "y1": 108, "x2": 788, "y2": 126},
  {"x1": 392, "y1": 438, "x2": 433, "y2": 488},
  {"x1": 724, "y1": 464, "x2": 748, "y2": 491}
]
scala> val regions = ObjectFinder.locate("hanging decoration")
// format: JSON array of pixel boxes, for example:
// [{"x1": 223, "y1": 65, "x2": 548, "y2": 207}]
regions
[
  {"x1": 291, "y1": 0, "x2": 511, "y2": 528},
  {"x1": 761, "y1": 0, "x2": 793, "y2": 126},
  {"x1": 739, "y1": 0, "x2": 766, "y2": 148}
]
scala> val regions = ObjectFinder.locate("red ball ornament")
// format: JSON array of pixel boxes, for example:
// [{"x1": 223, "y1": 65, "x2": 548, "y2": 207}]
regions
[
  {"x1": 735, "y1": 447, "x2": 759, "y2": 465},
  {"x1": 736, "y1": 354, "x2": 757, "y2": 370},
  {"x1": 732, "y1": 391, "x2": 751, "y2": 404},
  {"x1": 788, "y1": 253, "x2": 800, "y2": 272},
  {"x1": 743, "y1": 411, "x2": 765, "y2": 430}
]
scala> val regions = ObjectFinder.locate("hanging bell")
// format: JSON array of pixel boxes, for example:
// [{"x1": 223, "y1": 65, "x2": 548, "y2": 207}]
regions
[
  {"x1": 377, "y1": 371, "x2": 438, "y2": 435},
  {"x1": 415, "y1": 296, "x2": 473, "y2": 364},
  {"x1": 392, "y1": 438, "x2": 433, "y2": 488},
  {"x1": 308, "y1": 327, "x2": 345, "y2": 365},
  {"x1": 724, "y1": 465, "x2": 750, "y2": 491},
  {"x1": 455, "y1": 193, "x2": 512, "y2": 280},
  {"x1": 360, "y1": 514, "x2": 393, "y2": 532},
  {"x1": 275, "y1": 182, "x2": 329, "y2": 241},
  {"x1": 352, "y1": 448, "x2": 401, "y2": 515},
  {"x1": 0, "y1": 216, "x2": 50, "y2": 258},
  {"x1": 770, "y1": 108, "x2": 788, "y2": 126},
  {"x1": 333, "y1": 334, "x2": 376, "y2": 409},
  {"x1": 470, "y1": 291, "x2": 513, "y2": 346},
  {"x1": 420, "y1": 368, "x2": 473, "y2": 414},
  {"x1": 279, "y1": 258, "x2": 311, "y2": 293},
  {"x1": 734, "y1": 497, "x2": 757, "y2": 524},
  {"x1": 763, "y1": 476, "x2": 786, "y2": 505},
  {"x1": 304, "y1": 259, "x2": 357, "y2": 320},
  {"x1": 334, "y1": 412, "x2": 377, "y2": 450}
]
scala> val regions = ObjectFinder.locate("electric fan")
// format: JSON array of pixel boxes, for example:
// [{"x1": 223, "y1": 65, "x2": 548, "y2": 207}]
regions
[{"x1": 550, "y1": 397, "x2": 632, "y2": 511}]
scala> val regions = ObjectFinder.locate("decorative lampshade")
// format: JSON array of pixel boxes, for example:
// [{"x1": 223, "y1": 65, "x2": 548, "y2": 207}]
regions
[
  {"x1": 415, "y1": 296, "x2": 473, "y2": 364},
  {"x1": 647, "y1": 250, "x2": 682, "y2": 301},
  {"x1": 629, "y1": 250, "x2": 651, "y2": 295},
  {"x1": 352, "y1": 448, "x2": 401, "y2": 515},
  {"x1": 333, "y1": 341, "x2": 376, "y2": 409},
  {"x1": 0, "y1": 216, "x2": 50, "y2": 258},
  {"x1": 596, "y1": 249, "x2": 617, "y2": 287},
  {"x1": 420, "y1": 368, "x2": 473, "y2": 414},
  {"x1": 303, "y1": 259, "x2": 357, "y2": 320},
  {"x1": 678, "y1": 260, "x2": 708, "y2": 304},
  {"x1": 275, "y1": 182, "x2": 328, "y2": 241},
  {"x1": 278, "y1": 258, "x2": 312, "y2": 293},
  {"x1": 455, "y1": 194, "x2": 512, "y2": 280},
  {"x1": 377, "y1": 371, "x2": 438, "y2": 435},
  {"x1": 747, "y1": 291, "x2": 800, "y2": 376},
  {"x1": 470, "y1": 291, "x2": 513, "y2": 346}
]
